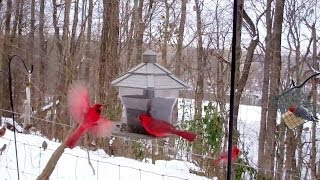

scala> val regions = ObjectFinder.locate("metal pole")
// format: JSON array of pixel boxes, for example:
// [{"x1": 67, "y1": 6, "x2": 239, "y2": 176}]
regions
[
  {"x1": 227, "y1": 0, "x2": 238, "y2": 179},
  {"x1": 8, "y1": 55, "x2": 33, "y2": 180}
]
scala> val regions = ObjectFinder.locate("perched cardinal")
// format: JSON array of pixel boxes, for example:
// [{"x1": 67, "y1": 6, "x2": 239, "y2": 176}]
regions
[
  {"x1": 65, "y1": 83, "x2": 114, "y2": 149},
  {"x1": 138, "y1": 113, "x2": 196, "y2": 141},
  {"x1": 212, "y1": 146, "x2": 240, "y2": 165}
]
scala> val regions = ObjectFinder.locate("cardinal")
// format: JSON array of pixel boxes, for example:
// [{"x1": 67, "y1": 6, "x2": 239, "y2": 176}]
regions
[
  {"x1": 212, "y1": 146, "x2": 240, "y2": 165},
  {"x1": 65, "y1": 82, "x2": 114, "y2": 149},
  {"x1": 138, "y1": 113, "x2": 196, "y2": 141}
]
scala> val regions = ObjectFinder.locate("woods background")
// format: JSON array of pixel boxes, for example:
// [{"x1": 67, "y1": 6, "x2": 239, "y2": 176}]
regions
[{"x1": 0, "y1": 0, "x2": 319, "y2": 179}]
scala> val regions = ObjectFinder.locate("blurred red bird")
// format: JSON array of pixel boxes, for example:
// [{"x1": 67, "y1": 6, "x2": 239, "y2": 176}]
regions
[
  {"x1": 139, "y1": 113, "x2": 196, "y2": 141},
  {"x1": 66, "y1": 83, "x2": 114, "y2": 149},
  {"x1": 212, "y1": 146, "x2": 240, "y2": 165}
]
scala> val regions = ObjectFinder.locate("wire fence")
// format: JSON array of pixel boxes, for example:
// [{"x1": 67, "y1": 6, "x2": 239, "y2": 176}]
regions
[
  {"x1": 0, "y1": 108, "x2": 307, "y2": 180},
  {"x1": 0, "y1": 136, "x2": 198, "y2": 180}
]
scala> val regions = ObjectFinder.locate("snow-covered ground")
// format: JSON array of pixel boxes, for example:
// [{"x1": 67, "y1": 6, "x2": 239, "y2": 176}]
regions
[
  {"x1": 0, "y1": 99, "x2": 275, "y2": 180},
  {"x1": 0, "y1": 130, "x2": 209, "y2": 180}
]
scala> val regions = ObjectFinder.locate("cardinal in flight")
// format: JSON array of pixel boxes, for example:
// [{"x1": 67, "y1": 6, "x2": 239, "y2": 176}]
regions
[
  {"x1": 212, "y1": 146, "x2": 240, "y2": 165},
  {"x1": 138, "y1": 113, "x2": 196, "y2": 141},
  {"x1": 65, "y1": 82, "x2": 114, "y2": 149}
]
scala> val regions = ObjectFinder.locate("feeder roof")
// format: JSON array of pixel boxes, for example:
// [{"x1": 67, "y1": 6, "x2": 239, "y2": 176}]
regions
[{"x1": 111, "y1": 51, "x2": 189, "y2": 90}]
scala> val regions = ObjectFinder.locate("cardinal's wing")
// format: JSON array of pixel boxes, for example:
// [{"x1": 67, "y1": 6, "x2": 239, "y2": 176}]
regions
[
  {"x1": 67, "y1": 82, "x2": 90, "y2": 124},
  {"x1": 88, "y1": 117, "x2": 115, "y2": 137}
]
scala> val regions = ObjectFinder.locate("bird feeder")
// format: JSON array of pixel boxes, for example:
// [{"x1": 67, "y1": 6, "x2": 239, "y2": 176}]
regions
[
  {"x1": 111, "y1": 50, "x2": 189, "y2": 138},
  {"x1": 281, "y1": 111, "x2": 304, "y2": 129}
]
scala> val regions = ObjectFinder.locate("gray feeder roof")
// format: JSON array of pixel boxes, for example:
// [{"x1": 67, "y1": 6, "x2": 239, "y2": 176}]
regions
[{"x1": 111, "y1": 51, "x2": 189, "y2": 90}]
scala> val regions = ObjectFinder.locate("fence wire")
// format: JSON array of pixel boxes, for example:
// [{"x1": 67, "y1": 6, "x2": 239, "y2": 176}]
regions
[{"x1": 0, "y1": 108, "x2": 307, "y2": 180}]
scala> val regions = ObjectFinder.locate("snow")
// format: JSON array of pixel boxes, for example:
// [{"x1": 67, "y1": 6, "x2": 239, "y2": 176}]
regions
[
  {"x1": 41, "y1": 100, "x2": 60, "y2": 112},
  {"x1": 0, "y1": 99, "x2": 297, "y2": 179},
  {"x1": 1, "y1": 117, "x2": 24, "y2": 132},
  {"x1": 0, "y1": 129, "x2": 209, "y2": 180},
  {"x1": 252, "y1": 35, "x2": 258, "y2": 40}
]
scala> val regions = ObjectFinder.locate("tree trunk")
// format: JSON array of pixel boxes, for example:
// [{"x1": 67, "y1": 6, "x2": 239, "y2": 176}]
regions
[
  {"x1": 56, "y1": 0, "x2": 71, "y2": 140},
  {"x1": 84, "y1": 0, "x2": 93, "y2": 81},
  {"x1": 11, "y1": 0, "x2": 20, "y2": 40},
  {"x1": 125, "y1": 0, "x2": 137, "y2": 70},
  {"x1": 265, "y1": 0, "x2": 285, "y2": 178},
  {"x1": 258, "y1": 0, "x2": 272, "y2": 176},
  {"x1": 275, "y1": 122, "x2": 285, "y2": 180},
  {"x1": 70, "y1": 0, "x2": 79, "y2": 78},
  {"x1": 134, "y1": 0, "x2": 144, "y2": 65},
  {"x1": 52, "y1": 0, "x2": 63, "y2": 57},
  {"x1": 11, "y1": 0, "x2": 24, "y2": 113},
  {"x1": 17, "y1": 0, "x2": 23, "y2": 38},
  {"x1": 62, "y1": 0, "x2": 71, "y2": 90},
  {"x1": 310, "y1": 22, "x2": 318, "y2": 180},
  {"x1": 193, "y1": 0, "x2": 204, "y2": 121},
  {"x1": 161, "y1": 0, "x2": 171, "y2": 68},
  {"x1": 170, "y1": 0, "x2": 187, "y2": 157},
  {"x1": 192, "y1": 0, "x2": 205, "y2": 168},
  {"x1": 38, "y1": 0, "x2": 46, "y2": 108},
  {"x1": 174, "y1": 0, "x2": 186, "y2": 76},
  {"x1": 284, "y1": 128, "x2": 295, "y2": 180},
  {"x1": 1, "y1": 0, "x2": 12, "y2": 117},
  {"x1": 99, "y1": 0, "x2": 120, "y2": 120},
  {"x1": 233, "y1": 9, "x2": 258, "y2": 144}
]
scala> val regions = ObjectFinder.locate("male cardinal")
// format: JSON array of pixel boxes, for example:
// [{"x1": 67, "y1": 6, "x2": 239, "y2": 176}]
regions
[
  {"x1": 212, "y1": 146, "x2": 240, "y2": 165},
  {"x1": 138, "y1": 113, "x2": 196, "y2": 141},
  {"x1": 289, "y1": 106, "x2": 318, "y2": 122},
  {"x1": 65, "y1": 83, "x2": 114, "y2": 149}
]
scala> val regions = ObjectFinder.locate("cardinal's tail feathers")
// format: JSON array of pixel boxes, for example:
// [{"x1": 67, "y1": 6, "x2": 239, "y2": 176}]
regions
[
  {"x1": 66, "y1": 126, "x2": 87, "y2": 149},
  {"x1": 174, "y1": 130, "x2": 197, "y2": 142}
]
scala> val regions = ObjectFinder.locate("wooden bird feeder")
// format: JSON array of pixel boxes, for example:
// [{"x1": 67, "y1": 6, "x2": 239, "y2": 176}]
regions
[{"x1": 111, "y1": 50, "x2": 189, "y2": 138}]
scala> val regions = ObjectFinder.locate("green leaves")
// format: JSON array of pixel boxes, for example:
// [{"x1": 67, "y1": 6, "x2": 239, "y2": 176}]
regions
[{"x1": 202, "y1": 102, "x2": 223, "y2": 152}]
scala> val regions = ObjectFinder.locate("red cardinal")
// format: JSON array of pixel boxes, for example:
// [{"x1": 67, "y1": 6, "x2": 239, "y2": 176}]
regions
[
  {"x1": 66, "y1": 83, "x2": 114, "y2": 149},
  {"x1": 138, "y1": 113, "x2": 196, "y2": 141},
  {"x1": 212, "y1": 146, "x2": 240, "y2": 165}
]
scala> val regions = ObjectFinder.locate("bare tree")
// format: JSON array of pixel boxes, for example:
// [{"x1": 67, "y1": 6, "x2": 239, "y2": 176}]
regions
[
  {"x1": 174, "y1": 0, "x2": 186, "y2": 76},
  {"x1": 310, "y1": 21, "x2": 318, "y2": 180},
  {"x1": 134, "y1": 0, "x2": 144, "y2": 65},
  {"x1": 161, "y1": 0, "x2": 175, "y2": 68},
  {"x1": 38, "y1": 0, "x2": 46, "y2": 108},
  {"x1": 84, "y1": 0, "x2": 93, "y2": 80},
  {"x1": 0, "y1": 0, "x2": 13, "y2": 117},
  {"x1": 258, "y1": 0, "x2": 272, "y2": 176},
  {"x1": 98, "y1": 0, "x2": 120, "y2": 119},
  {"x1": 265, "y1": 0, "x2": 285, "y2": 178},
  {"x1": 193, "y1": 0, "x2": 204, "y2": 121}
]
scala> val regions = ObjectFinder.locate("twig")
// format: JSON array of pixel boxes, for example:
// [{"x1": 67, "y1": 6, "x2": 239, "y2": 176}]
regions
[{"x1": 87, "y1": 149, "x2": 96, "y2": 175}]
